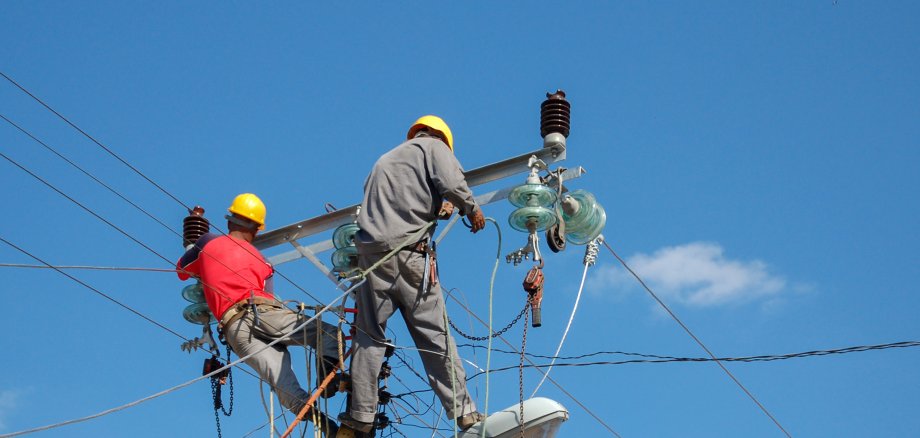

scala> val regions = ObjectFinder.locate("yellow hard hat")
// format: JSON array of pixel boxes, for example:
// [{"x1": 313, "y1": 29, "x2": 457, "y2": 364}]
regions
[
  {"x1": 408, "y1": 115, "x2": 454, "y2": 151},
  {"x1": 227, "y1": 193, "x2": 266, "y2": 230}
]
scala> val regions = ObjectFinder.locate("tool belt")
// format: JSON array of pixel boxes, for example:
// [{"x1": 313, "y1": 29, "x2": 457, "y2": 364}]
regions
[{"x1": 219, "y1": 296, "x2": 282, "y2": 329}]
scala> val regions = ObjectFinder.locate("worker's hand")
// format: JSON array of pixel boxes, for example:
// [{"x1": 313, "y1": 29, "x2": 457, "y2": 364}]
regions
[
  {"x1": 438, "y1": 201, "x2": 455, "y2": 220},
  {"x1": 468, "y1": 207, "x2": 485, "y2": 233}
]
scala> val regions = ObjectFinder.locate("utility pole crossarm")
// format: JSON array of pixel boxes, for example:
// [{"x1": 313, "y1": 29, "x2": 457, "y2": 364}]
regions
[{"x1": 253, "y1": 143, "x2": 566, "y2": 251}]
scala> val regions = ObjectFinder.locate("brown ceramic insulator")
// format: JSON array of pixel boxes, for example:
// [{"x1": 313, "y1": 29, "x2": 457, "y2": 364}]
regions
[
  {"x1": 183, "y1": 206, "x2": 210, "y2": 247},
  {"x1": 540, "y1": 89, "x2": 571, "y2": 138}
]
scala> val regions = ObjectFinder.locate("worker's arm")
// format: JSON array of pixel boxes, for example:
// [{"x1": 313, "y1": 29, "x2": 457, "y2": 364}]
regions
[
  {"x1": 176, "y1": 233, "x2": 217, "y2": 280},
  {"x1": 426, "y1": 140, "x2": 479, "y2": 217}
]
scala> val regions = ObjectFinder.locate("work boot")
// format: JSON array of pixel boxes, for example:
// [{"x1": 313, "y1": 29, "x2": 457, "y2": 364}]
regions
[
  {"x1": 456, "y1": 411, "x2": 486, "y2": 431},
  {"x1": 317, "y1": 356, "x2": 341, "y2": 399},
  {"x1": 337, "y1": 412, "x2": 374, "y2": 433}
]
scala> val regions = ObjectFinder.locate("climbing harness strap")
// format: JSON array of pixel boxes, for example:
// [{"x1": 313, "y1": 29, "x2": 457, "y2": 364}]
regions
[{"x1": 218, "y1": 295, "x2": 282, "y2": 329}]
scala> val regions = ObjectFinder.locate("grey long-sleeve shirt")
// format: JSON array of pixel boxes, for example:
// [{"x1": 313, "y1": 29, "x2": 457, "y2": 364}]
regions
[{"x1": 355, "y1": 137, "x2": 479, "y2": 254}]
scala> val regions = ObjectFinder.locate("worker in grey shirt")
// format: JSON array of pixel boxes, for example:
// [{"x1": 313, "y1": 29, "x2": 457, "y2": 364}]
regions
[{"x1": 339, "y1": 115, "x2": 486, "y2": 433}]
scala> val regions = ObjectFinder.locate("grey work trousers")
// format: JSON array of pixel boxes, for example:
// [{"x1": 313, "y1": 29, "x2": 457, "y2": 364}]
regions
[
  {"x1": 224, "y1": 305, "x2": 340, "y2": 414},
  {"x1": 349, "y1": 249, "x2": 476, "y2": 423}
]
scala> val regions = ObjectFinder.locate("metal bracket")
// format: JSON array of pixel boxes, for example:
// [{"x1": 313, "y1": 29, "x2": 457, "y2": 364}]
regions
[{"x1": 288, "y1": 240, "x2": 341, "y2": 286}]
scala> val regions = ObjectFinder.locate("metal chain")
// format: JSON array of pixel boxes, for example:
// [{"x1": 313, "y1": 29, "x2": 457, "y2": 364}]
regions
[
  {"x1": 519, "y1": 295, "x2": 531, "y2": 438},
  {"x1": 209, "y1": 348, "x2": 234, "y2": 438},
  {"x1": 211, "y1": 378, "x2": 224, "y2": 438},
  {"x1": 223, "y1": 347, "x2": 234, "y2": 416},
  {"x1": 448, "y1": 301, "x2": 530, "y2": 342}
]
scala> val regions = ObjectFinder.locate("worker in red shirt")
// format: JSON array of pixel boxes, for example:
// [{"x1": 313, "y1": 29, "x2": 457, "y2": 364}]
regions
[{"x1": 177, "y1": 193, "x2": 340, "y2": 435}]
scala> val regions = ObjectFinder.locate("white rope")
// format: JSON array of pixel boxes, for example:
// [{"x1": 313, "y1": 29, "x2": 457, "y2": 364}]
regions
[
  {"x1": 530, "y1": 262, "x2": 590, "y2": 397},
  {"x1": 269, "y1": 388, "x2": 275, "y2": 438}
]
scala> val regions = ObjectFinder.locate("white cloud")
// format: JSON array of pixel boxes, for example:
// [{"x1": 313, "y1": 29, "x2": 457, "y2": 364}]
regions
[
  {"x1": 589, "y1": 242, "x2": 786, "y2": 307},
  {"x1": 0, "y1": 389, "x2": 21, "y2": 430}
]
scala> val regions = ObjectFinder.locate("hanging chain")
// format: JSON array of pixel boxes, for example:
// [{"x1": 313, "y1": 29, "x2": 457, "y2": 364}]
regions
[
  {"x1": 223, "y1": 347, "x2": 234, "y2": 416},
  {"x1": 211, "y1": 395, "x2": 223, "y2": 438},
  {"x1": 448, "y1": 301, "x2": 530, "y2": 342},
  {"x1": 519, "y1": 295, "x2": 531, "y2": 438},
  {"x1": 209, "y1": 347, "x2": 234, "y2": 438}
]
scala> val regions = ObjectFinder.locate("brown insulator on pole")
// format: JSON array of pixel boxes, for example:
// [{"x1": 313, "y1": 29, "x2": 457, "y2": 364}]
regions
[
  {"x1": 183, "y1": 206, "x2": 210, "y2": 248},
  {"x1": 540, "y1": 89, "x2": 571, "y2": 139}
]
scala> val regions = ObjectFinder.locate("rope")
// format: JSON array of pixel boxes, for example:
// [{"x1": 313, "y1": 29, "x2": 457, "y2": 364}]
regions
[
  {"x1": 602, "y1": 240, "x2": 792, "y2": 438},
  {"x1": 479, "y1": 218, "x2": 501, "y2": 438},
  {"x1": 530, "y1": 236, "x2": 600, "y2": 397}
]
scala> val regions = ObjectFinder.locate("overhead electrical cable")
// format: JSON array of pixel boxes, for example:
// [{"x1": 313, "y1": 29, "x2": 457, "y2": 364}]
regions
[
  {"x1": 0, "y1": 151, "x2": 178, "y2": 267},
  {"x1": 459, "y1": 341, "x2": 920, "y2": 363},
  {"x1": 0, "y1": 114, "x2": 180, "y2": 237},
  {"x1": 0, "y1": 235, "x2": 187, "y2": 340},
  {"x1": 602, "y1": 240, "x2": 792, "y2": 438},
  {"x1": 0, "y1": 263, "x2": 176, "y2": 272},
  {"x1": 0, "y1": 71, "x2": 192, "y2": 211}
]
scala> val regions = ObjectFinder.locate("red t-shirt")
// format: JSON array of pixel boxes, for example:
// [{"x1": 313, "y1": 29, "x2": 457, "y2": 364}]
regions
[{"x1": 177, "y1": 233, "x2": 274, "y2": 320}]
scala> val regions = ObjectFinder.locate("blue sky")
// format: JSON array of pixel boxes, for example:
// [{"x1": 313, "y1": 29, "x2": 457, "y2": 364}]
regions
[{"x1": 1, "y1": 2, "x2": 918, "y2": 437}]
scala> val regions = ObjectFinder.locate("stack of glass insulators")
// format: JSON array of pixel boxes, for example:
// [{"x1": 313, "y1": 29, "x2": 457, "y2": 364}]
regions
[
  {"x1": 331, "y1": 223, "x2": 360, "y2": 274},
  {"x1": 560, "y1": 189, "x2": 606, "y2": 245},
  {"x1": 181, "y1": 282, "x2": 215, "y2": 325},
  {"x1": 508, "y1": 183, "x2": 558, "y2": 232}
]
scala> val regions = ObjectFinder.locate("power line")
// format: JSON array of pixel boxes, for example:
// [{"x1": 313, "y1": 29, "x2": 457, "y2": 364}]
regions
[
  {"x1": 0, "y1": 150, "x2": 176, "y2": 266},
  {"x1": 460, "y1": 341, "x2": 920, "y2": 364},
  {"x1": 0, "y1": 263, "x2": 176, "y2": 272},
  {"x1": 0, "y1": 71, "x2": 192, "y2": 211},
  {"x1": 0, "y1": 113, "x2": 181, "y2": 240},
  {"x1": 0, "y1": 235, "x2": 187, "y2": 340},
  {"x1": 602, "y1": 240, "x2": 793, "y2": 438}
]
